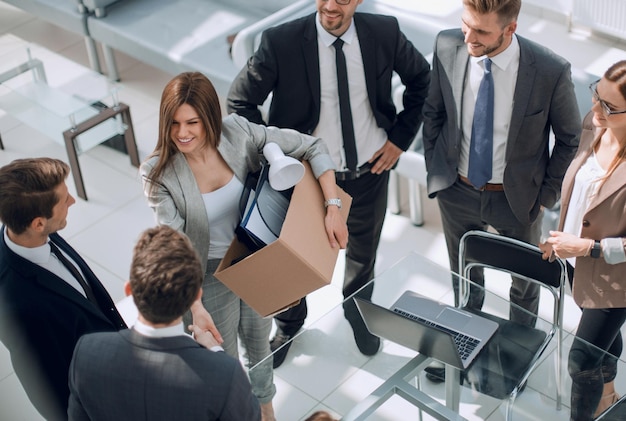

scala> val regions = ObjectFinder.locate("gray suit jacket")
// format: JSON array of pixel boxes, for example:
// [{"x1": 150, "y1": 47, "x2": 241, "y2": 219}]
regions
[
  {"x1": 68, "y1": 329, "x2": 260, "y2": 420},
  {"x1": 140, "y1": 113, "x2": 335, "y2": 273},
  {"x1": 423, "y1": 29, "x2": 581, "y2": 224}
]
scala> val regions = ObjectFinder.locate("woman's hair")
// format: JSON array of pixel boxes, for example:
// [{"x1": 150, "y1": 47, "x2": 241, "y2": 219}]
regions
[
  {"x1": 0, "y1": 158, "x2": 69, "y2": 234},
  {"x1": 145, "y1": 72, "x2": 223, "y2": 191},
  {"x1": 595, "y1": 60, "x2": 626, "y2": 183}
]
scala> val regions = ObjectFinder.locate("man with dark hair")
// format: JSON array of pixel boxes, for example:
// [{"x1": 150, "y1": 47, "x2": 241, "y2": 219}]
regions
[
  {"x1": 68, "y1": 226, "x2": 261, "y2": 420},
  {"x1": 0, "y1": 158, "x2": 220, "y2": 419},
  {"x1": 228, "y1": 0, "x2": 430, "y2": 367}
]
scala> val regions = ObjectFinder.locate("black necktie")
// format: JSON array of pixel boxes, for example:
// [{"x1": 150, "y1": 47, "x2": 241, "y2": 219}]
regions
[
  {"x1": 49, "y1": 241, "x2": 98, "y2": 303},
  {"x1": 468, "y1": 58, "x2": 494, "y2": 189},
  {"x1": 332, "y1": 38, "x2": 358, "y2": 171}
]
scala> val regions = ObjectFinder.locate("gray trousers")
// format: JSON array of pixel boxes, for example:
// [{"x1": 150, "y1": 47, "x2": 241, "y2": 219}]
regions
[
  {"x1": 436, "y1": 179, "x2": 542, "y2": 326},
  {"x1": 186, "y1": 259, "x2": 275, "y2": 404}
]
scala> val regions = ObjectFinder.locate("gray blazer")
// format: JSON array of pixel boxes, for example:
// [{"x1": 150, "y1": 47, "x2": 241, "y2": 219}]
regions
[
  {"x1": 423, "y1": 29, "x2": 581, "y2": 224},
  {"x1": 140, "y1": 113, "x2": 335, "y2": 272},
  {"x1": 68, "y1": 329, "x2": 261, "y2": 420}
]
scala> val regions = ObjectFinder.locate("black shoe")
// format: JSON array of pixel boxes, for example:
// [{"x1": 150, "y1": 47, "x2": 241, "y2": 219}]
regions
[
  {"x1": 424, "y1": 365, "x2": 465, "y2": 385},
  {"x1": 347, "y1": 315, "x2": 381, "y2": 356},
  {"x1": 424, "y1": 365, "x2": 445, "y2": 383},
  {"x1": 270, "y1": 333, "x2": 294, "y2": 369}
]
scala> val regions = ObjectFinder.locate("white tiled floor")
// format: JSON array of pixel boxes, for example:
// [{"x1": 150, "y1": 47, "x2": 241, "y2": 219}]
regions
[{"x1": 1, "y1": 2, "x2": 626, "y2": 420}]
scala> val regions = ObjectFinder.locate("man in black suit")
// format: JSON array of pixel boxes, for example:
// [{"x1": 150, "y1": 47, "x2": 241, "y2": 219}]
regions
[
  {"x1": 0, "y1": 158, "x2": 220, "y2": 420},
  {"x1": 228, "y1": 0, "x2": 430, "y2": 367},
  {"x1": 0, "y1": 158, "x2": 127, "y2": 420},
  {"x1": 68, "y1": 225, "x2": 261, "y2": 420}
]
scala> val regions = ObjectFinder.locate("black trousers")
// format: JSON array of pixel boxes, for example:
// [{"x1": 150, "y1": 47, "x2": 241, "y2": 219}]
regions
[
  {"x1": 436, "y1": 179, "x2": 543, "y2": 326},
  {"x1": 274, "y1": 170, "x2": 389, "y2": 335},
  {"x1": 569, "y1": 304, "x2": 626, "y2": 420}
]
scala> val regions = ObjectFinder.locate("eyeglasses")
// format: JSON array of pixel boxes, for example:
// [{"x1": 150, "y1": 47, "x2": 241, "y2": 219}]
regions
[{"x1": 589, "y1": 80, "x2": 626, "y2": 116}]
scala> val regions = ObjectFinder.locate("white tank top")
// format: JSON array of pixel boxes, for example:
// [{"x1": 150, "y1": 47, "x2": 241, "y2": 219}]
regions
[{"x1": 202, "y1": 175, "x2": 244, "y2": 259}]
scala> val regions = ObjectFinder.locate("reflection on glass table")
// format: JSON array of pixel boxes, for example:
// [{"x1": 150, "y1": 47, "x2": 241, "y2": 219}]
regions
[
  {"x1": 0, "y1": 34, "x2": 139, "y2": 200},
  {"x1": 250, "y1": 251, "x2": 626, "y2": 421}
]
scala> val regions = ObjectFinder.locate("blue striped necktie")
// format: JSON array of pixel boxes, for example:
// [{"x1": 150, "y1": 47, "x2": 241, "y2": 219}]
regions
[{"x1": 468, "y1": 58, "x2": 494, "y2": 189}]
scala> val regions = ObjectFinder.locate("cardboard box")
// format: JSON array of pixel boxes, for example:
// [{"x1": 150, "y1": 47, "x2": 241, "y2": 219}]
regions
[{"x1": 215, "y1": 162, "x2": 351, "y2": 317}]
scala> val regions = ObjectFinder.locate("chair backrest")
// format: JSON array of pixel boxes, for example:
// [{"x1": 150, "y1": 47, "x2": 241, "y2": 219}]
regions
[{"x1": 459, "y1": 230, "x2": 565, "y2": 290}]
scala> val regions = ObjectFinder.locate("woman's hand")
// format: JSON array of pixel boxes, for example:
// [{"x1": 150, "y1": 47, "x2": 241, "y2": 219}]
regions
[
  {"x1": 324, "y1": 205, "x2": 348, "y2": 249},
  {"x1": 538, "y1": 240, "x2": 553, "y2": 261},
  {"x1": 188, "y1": 324, "x2": 221, "y2": 349},
  {"x1": 190, "y1": 300, "x2": 223, "y2": 344},
  {"x1": 544, "y1": 230, "x2": 593, "y2": 260}
]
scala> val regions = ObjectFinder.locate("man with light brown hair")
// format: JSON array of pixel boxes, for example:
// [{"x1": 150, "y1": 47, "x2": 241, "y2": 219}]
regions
[
  {"x1": 68, "y1": 225, "x2": 260, "y2": 420},
  {"x1": 423, "y1": 0, "x2": 580, "y2": 380}
]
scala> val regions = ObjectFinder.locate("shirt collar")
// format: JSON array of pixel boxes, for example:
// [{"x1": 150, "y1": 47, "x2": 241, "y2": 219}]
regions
[
  {"x1": 470, "y1": 34, "x2": 520, "y2": 71},
  {"x1": 315, "y1": 12, "x2": 356, "y2": 47},
  {"x1": 3, "y1": 228, "x2": 51, "y2": 265},
  {"x1": 133, "y1": 320, "x2": 189, "y2": 338}
]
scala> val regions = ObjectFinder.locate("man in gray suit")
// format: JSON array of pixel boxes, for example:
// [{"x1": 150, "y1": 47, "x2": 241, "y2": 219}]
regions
[
  {"x1": 423, "y1": 0, "x2": 580, "y2": 376},
  {"x1": 68, "y1": 225, "x2": 260, "y2": 420}
]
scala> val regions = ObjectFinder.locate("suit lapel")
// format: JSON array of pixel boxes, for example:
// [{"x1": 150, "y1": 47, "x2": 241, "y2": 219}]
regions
[
  {"x1": 506, "y1": 37, "x2": 536, "y2": 158},
  {"x1": 354, "y1": 15, "x2": 377, "y2": 112},
  {"x1": 588, "y1": 158, "x2": 626, "y2": 212},
  {"x1": 303, "y1": 15, "x2": 321, "y2": 117},
  {"x1": 452, "y1": 44, "x2": 469, "y2": 130},
  {"x1": 558, "y1": 132, "x2": 594, "y2": 227}
]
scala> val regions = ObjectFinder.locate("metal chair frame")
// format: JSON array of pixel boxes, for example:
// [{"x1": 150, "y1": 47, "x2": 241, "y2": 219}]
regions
[{"x1": 458, "y1": 230, "x2": 568, "y2": 419}]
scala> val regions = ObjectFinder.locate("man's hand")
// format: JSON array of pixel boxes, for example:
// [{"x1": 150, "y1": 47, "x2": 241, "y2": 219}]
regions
[
  {"x1": 190, "y1": 300, "x2": 223, "y2": 344},
  {"x1": 189, "y1": 324, "x2": 221, "y2": 349},
  {"x1": 369, "y1": 140, "x2": 403, "y2": 174}
]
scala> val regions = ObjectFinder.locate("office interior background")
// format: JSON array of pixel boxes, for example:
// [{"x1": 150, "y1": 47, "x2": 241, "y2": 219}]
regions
[{"x1": 1, "y1": 0, "x2": 626, "y2": 419}]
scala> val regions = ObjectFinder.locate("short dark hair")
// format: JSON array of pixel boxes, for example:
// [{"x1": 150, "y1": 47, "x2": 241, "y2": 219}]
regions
[
  {"x1": 130, "y1": 226, "x2": 203, "y2": 324},
  {"x1": 0, "y1": 158, "x2": 69, "y2": 234},
  {"x1": 463, "y1": 0, "x2": 521, "y2": 26}
]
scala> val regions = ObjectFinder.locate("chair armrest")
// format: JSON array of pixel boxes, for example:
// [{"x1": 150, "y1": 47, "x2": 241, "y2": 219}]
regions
[
  {"x1": 231, "y1": 0, "x2": 313, "y2": 68},
  {"x1": 82, "y1": 0, "x2": 122, "y2": 17}
]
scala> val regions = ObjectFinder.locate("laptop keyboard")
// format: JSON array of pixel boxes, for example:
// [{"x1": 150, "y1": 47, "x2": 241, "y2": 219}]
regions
[{"x1": 393, "y1": 308, "x2": 480, "y2": 361}]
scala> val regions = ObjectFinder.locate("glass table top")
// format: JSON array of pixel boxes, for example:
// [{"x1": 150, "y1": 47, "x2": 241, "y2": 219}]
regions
[
  {"x1": 0, "y1": 34, "x2": 121, "y2": 152},
  {"x1": 250, "y1": 252, "x2": 626, "y2": 421}
]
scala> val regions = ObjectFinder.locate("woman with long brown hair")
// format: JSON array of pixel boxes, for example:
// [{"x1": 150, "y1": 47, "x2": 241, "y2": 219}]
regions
[
  {"x1": 141, "y1": 72, "x2": 347, "y2": 420},
  {"x1": 540, "y1": 60, "x2": 626, "y2": 420}
]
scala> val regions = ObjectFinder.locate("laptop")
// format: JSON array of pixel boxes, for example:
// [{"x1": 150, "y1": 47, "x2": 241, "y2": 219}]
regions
[{"x1": 354, "y1": 291, "x2": 498, "y2": 370}]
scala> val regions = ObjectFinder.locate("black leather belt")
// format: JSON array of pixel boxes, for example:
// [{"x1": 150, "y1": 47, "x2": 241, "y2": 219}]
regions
[
  {"x1": 458, "y1": 175, "x2": 504, "y2": 192},
  {"x1": 335, "y1": 162, "x2": 373, "y2": 181}
]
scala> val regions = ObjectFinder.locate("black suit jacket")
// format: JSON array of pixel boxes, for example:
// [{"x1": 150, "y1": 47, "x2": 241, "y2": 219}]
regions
[
  {"x1": 68, "y1": 330, "x2": 261, "y2": 421},
  {"x1": 0, "y1": 227, "x2": 126, "y2": 420},
  {"x1": 227, "y1": 12, "x2": 430, "y2": 152}
]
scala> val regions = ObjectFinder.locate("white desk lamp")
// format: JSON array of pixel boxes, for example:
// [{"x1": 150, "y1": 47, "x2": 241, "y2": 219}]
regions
[{"x1": 263, "y1": 142, "x2": 305, "y2": 191}]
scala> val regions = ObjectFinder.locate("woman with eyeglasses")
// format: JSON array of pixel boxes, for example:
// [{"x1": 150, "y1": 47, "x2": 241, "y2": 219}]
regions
[{"x1": 539, "y1": 60, "x2": 626, "y2": 420}]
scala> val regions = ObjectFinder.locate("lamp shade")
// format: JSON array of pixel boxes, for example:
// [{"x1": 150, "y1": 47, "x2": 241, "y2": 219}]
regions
[{"x1": 263, "y1": 142, "x2": 305, "y2": 191}]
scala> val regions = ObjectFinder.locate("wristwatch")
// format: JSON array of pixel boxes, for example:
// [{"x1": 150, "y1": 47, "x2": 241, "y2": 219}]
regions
[
  {"x1": 324, "y1": 198, "x2": 342, "y2": 209},
  {"x1": 590, "y1": 240, "x2": 602, "y2": 258}
]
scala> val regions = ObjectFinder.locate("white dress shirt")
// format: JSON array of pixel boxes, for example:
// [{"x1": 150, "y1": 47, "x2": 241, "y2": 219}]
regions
[
  {"x1": 4, "y1": 230, "x2": 88, "y2": 298},
  {"x1": 460, "y1": 35, "x2": 520, "y2": 183},
  {"x1": 133, "y1": 319, "x2": 224, "y2": 352},
  {"x1": 313, "y1": 13, "x2": 387, "y2": 170}
]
